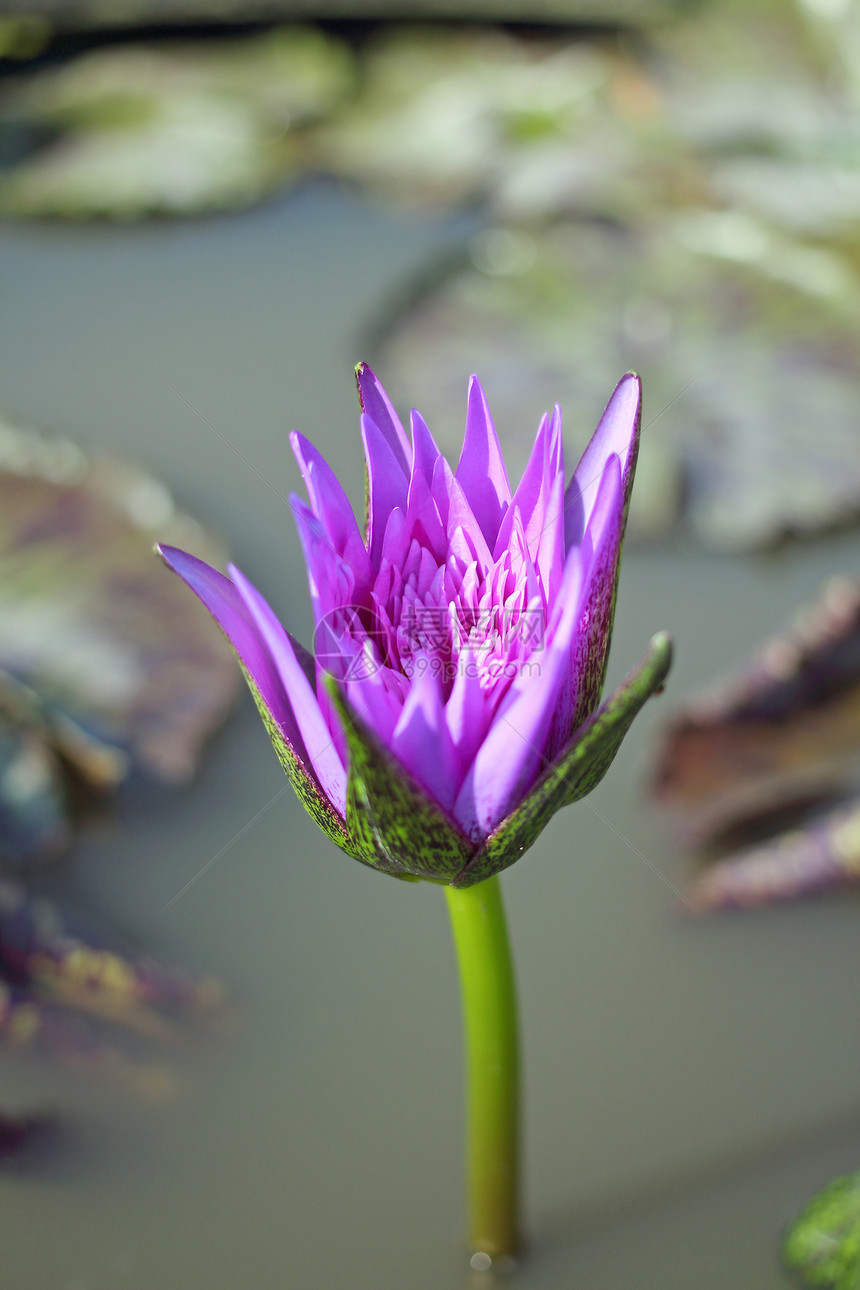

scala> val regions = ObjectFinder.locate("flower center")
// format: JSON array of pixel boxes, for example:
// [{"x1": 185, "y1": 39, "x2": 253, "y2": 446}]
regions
[{"x1": 365, "y1": 536, "x2": 544, "y2": 700}]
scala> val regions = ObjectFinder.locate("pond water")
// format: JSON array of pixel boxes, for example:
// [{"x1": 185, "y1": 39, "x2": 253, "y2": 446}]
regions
[{"x1": 1, "y1": 183, "x2": 859, "y2": 1289}]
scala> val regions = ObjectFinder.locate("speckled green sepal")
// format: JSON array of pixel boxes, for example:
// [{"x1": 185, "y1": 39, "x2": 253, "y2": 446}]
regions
[
  {"x1": 784, "y1": 1171, "x2": 860, "y2": 1289},
  {"x1": 242, "y1": 668, "x2": 358, "y2": 858},
  {"x1": 453, "y1": 633, "x2": 672, "y2": 888},
  {"x1": 325, "y1": 676, "x2": 473, "y2": 880}
]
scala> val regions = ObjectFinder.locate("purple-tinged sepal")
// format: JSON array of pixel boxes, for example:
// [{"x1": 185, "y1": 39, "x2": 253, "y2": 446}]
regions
[
  {"x1": 453, "y1": 633, "x2": 673, "y2": 888},
  {"x1": 241, "y1": 668, "x2": 358, "y2": 858}
]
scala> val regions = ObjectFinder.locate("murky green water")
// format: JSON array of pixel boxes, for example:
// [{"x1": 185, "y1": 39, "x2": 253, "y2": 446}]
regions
[{"x1": 1, "y1": 185, "x2": 859, "y2": 1288}]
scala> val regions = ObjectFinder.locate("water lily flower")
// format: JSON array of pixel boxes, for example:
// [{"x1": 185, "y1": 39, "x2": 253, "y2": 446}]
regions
[
  {"x1": 158, "y1": 366, "x2": 670, "y2": 1263},
  {"x1": 158, "y1": 366, "x2": 670, "y2": 887}
]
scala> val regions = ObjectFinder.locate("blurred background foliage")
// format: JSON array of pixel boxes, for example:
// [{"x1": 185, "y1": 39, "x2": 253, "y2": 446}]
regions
[{"x1": 3, "y1": 1, "x2": 860, "y2": 555}]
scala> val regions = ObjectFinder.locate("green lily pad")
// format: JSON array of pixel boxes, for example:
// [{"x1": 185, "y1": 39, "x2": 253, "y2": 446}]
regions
[
  {"x1": 316, "y1": 26, "x2": 669, "y2": 218},
  {"x1": 784, "y1": 1171, "x2": 860, "y2": 1289},
  {"x1": 7, "y1": 0, "x2": 679, "y2": 30},
  {"x1": 0, "y1": 28, "x2": 354, "y2": 218}
]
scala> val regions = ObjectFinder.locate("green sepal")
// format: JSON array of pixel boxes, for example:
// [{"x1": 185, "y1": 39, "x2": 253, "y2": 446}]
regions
[
  {"x1": 453, "y1": 632, "x2": 673, "y2": 888},
  {"x1": 242, "y1": 667, "x2": 359, "y2": 859},
  {"x1": 783, "y1": 1171, "x2": 860, "y2": 1289},
  {"x1": 325, "y1": 675, "x2": 473, "y2": 881}
]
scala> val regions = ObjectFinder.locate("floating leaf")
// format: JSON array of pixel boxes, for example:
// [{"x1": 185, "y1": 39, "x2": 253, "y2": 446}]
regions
[
  {"x1": 375, "y1": 218, "x2": 860, "y2": 551},
  {"x1": 784, "y1": 1171, "x2": 860, "y2": 1290},
  {"x1": 1, "y1": 0, "x2": 675, "y2": 32},
  {"x1": 317, "y1": 27, "x2": 660, "y2": 216},
  {"x1": 0, "y1": 875, "x2": 228, "y2": 1097},
  {"x1": 0, "y1": 671, "x2": 69, "y2": 864},
  {"x1": 0, "y1": 28, "x2": 355, "y2": 219},
  {"x1": 651, "y1": 574, "x2": 860, "y2": 911},
  {"x1": 653, "y1": 575, "x2": 860, "y2": 824},
  {"x1": 684, "y1": 800, "x2": 860, "y2": 914},
  {"x1": 0, "y1": 412, "x2": 239, "y2": 794}
]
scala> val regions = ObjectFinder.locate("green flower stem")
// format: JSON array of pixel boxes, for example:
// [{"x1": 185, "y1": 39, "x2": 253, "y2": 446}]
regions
[{"x1": 444, "y1": 874, "x2": 520, "y2": 1262}]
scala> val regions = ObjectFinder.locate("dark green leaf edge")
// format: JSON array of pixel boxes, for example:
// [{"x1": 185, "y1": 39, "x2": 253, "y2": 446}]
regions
[
  {"x1": 453, "y1": 632, "x2": 673, "y2": 888},
  {"x1": 242, "y1": 667, "x2": 358, "y2": 857},
  {"x1": 325, "y1": 675, "x2": 473, "y2": 881}
]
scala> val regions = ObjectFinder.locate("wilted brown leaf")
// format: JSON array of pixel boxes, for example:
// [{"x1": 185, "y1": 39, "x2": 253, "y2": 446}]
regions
[
  {"x1": 0, "y1": 412, "x2": 239, "y2": 794},
  {"x1": 651, "y1": 575, "x2": 860, "y2": 910}
]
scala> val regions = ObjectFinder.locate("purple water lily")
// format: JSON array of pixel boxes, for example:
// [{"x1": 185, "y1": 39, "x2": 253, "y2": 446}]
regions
[{"x1": 158, "y1": 366, "x2": 670, "y2": 887}]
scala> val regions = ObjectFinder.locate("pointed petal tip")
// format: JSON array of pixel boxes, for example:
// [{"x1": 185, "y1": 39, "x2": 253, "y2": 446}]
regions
[
  {"x1": 354, "y1": 361, "x2": 379, "y2": 408},
  {"x1": 156, "y1": 542, "x2": 213, "y2": 578},
  {"x1": 615, "y1": 369, "x2": 642, "y2": 402}
]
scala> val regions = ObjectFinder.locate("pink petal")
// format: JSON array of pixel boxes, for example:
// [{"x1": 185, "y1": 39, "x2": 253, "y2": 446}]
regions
[
  {"x1": 445, "y1": 644, "x2": 491, "y2": 773},
  {"x1": 290, "y1": 432, "x2": 365, "y2": 566},
  {"x1": 157, "y1": 545, "x2": 300, "y2": 741},
  {"x1": 390, "y1": 666, "x2": 460, "y2": 811},
  {"x1": 565, "y1": 372, "x2": 640, "y2": 551},
  {"x1": 453, "y1": 548, "x2": 589, "y2": 839},
  {"x1": 355, "y1": 362, "x2": 412, "y2": 476},
  {"x1": 410, "y1": 409, "x2": 442, "y2": 484},
  {"x1": 361, "y1": 413, "x2": 409, "y2": 567},
  {"x1": 456, "y1": 375, "x2": 511, "y2": 548},
  {"x1": 405, "y1": 462, "x2": 447, "y2": 562},
  {"x1": 291, "y1": 496, "x2": 367, "y2": 626},
  {"x1": 492, "y1": 410, "x2": 563, "y2": 598},
  {"x1": 229, "y1": 563, "x2": 347, "y2": 814}
]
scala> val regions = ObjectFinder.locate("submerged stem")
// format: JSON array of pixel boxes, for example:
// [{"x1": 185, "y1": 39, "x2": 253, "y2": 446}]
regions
[{"x1": 444, "y1": 875, "x2": 520, "y2": 1263}]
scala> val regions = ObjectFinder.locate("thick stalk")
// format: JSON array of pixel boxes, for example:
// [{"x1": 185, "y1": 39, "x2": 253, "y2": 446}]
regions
[{"x1": 444, "y1": 874, "x2": 520, "y2": 1262}]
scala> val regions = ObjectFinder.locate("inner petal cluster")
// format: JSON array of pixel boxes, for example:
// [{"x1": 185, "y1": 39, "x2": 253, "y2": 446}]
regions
[
  {"x1": 283, "y1": 368, "x2": 636, "y2": 838},
  {"x1": 297, "y1": 390, "x2": 568, "y2": 760},
  {"x1": 364, "y1": 509, "x2": 546, "y2": 700}
]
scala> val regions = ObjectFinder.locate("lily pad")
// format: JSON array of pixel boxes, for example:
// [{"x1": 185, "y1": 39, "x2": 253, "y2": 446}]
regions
[
  {"x1": 0, "y1": 28, "x2": 355, "y2": 218},
  {"x1": 784, "y1": 1171, "x2": 860, "y2": 1290},
  {"x1": 650, "y1": 574, "x2": 860, "y2": 911},
  {"x1": 374, "y1": 216, "x2": 860, "y2": 551},
  {"x1": 0, "y1": 412, "x2": 239, "y2": 795},
  {"x1": 0, "y1": 874, "x2": 228, "y2": 1098},
  {"x1": 8, "y1": 0, "x2": 678, "y2": 31},
  {"x1": 316, "y1": 25, "x2": 681, "y2": 221},
  {"x1": 0, "y1": 672, "x2": 69, "y2": 865},
  {"x1": 653, "y1": 575, "x2": 860, "y2": 821}
]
